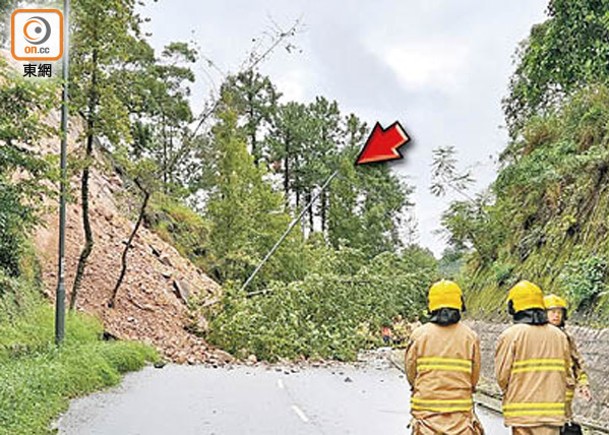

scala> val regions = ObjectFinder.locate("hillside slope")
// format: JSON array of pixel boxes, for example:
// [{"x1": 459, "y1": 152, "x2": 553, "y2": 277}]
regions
[
  {"x1": 34, "y1": 161, "x2": 226, "y2": 363},
  {"x1": 463, "y1": 87, "x2": 609, "y2": 324},
  {"x1": 0, "y1": 47, "x2": 229, "y2": 364}
]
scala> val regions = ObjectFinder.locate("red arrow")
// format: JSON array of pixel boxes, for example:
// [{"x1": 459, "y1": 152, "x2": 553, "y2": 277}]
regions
[{"x1": 355, "y1": 122, "x2": 410, "y2": 165}]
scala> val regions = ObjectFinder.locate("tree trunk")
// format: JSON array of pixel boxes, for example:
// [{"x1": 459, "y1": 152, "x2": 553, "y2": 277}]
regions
[
  {"x1": 108, "y1": 179, "x2": 150, "y2": 308},
  {"x1": 70, "y1": 47, "x2": 99, "y2": 311},
  {"x1": 307, "y1": 191, "x2": 314, "y2": 233},
  {"x1": 247, "y1": 78, "x2": 258, "y2": 166},
  {"x1": 294, "y1": 155, "x2": 301, "y2": 210},
  {"x1": 251, "y1": 129, "x2": 257, "y2": 166},
  {"x1": 284, "y1": 134, "x2": 290, "y2": 204},
  {"x1": 162, "y1": 114, "x2": 168, "y2": 193},
  {"x1": 321, "y1": 190, "x2": 327, "y2": 233}
]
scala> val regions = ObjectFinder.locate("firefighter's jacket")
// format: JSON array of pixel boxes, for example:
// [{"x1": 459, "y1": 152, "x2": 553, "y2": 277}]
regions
[
  {"x1": 405, "y1": 322, "x2": 481, "y2": 433},
  {"x1": 563, "y1": 328, "x2": 589, "y2": 417},
  {"x1": 495, "y1": 323, "x2": 573, "y2": 427}
]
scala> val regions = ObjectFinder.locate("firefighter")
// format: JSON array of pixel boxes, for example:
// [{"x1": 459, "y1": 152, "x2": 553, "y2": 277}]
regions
[
  {"x1": 495, "y1": 281, "x2": 574, "y2": 435},
  {"x1": 544, "y1": 294, "x2": 592, "y2": 420},
  {"x1": 405, "y1": 280, "x2": 484, "y2": 435}
]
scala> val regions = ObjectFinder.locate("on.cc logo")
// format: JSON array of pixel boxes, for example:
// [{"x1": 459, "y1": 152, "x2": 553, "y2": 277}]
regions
[
  {"x1": 23, "y1": 16, "x2": 52, "y2": 45},
  {"x1": 11, "y1": 9, "x2": 63, "y2": 61}
]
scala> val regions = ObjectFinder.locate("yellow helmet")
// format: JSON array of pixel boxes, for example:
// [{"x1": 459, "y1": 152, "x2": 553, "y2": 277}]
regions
[
  {"x1": 428, "y1": 280, "x2": 463, "y2": 312},
  {"x1": 507, "y1": 280, "x2": 544, "y2": 313},
  {"x1": 544, "y1": 294, "x2": 568, "y2": 310}
]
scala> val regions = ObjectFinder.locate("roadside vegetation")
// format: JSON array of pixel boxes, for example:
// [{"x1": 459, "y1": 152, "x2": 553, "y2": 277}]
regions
[
  {"x1": 435, "y1": 1, "x2": 609, "y2": 324},
  {"x1": 0, "y1": 302, "x2": 157, "y2": 435},
  {"x1": 1, "y1": 16, "x2": 159, "y2": 433}
]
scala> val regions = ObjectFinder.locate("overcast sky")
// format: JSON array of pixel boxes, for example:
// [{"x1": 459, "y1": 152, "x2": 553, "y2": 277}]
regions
[{"x1": 142, "y1": 0, "x2": 549, "y2": 257}]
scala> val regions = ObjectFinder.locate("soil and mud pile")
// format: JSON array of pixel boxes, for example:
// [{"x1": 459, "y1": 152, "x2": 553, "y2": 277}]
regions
[{"x1": 1, "y1": 50, "x2": 232, "y2": 364}]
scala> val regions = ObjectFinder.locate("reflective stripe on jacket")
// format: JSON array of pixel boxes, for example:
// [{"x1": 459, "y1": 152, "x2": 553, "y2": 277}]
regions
[
  {"x1": 495, "y1": 323, "x2": 572, "y2": 427},
  {"x1": 405, "y1": 322, "x2": 481, "y2": 434}
]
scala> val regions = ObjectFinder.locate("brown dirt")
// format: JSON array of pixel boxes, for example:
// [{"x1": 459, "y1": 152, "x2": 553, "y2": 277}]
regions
[
  {"x1": 34, "y1": 168, "x2": 230, "y2": 365},
  {"x1": 3, "y1": 69, "x2": 232, "y2": 366},
  {"x1": 2, "y1": 47, "x2": 233, "y2": 364}
]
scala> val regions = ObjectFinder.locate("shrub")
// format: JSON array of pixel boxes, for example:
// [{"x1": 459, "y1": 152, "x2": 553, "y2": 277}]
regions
[{"x1": 559, "y1": 255, "x2": 608, "y2": 312}]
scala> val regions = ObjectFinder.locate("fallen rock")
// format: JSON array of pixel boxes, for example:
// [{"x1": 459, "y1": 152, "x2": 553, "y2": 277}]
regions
[
  {"x1": 150, "y1": 245, "x2": 162, "y2": 258},
  {"x1": 173, "y1": 279, "x2": 190, "y2": 302},
  {"x1": 214, "y1": 349, "x2": 235, "y2": 364},
  {"x1": 159, "y1": 253, "x2": 173, "y2": 267},
  {"x1": 161, "y1": 270, "x2": 172, "y2": 279}
]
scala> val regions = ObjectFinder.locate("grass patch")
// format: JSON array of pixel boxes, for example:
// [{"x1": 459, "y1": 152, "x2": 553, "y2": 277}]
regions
[{"x1": 0, "y1": 305, "x2": 158, "y2": 435}]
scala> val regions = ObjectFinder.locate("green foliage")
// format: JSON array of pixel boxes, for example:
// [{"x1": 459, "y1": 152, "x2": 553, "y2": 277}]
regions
[
  {"x1": 329, "y1": 131, "x2": 411, "y2": 257},
  {"x1": 559, "y1": 255, "x2": 608, "y2": 312},
  {"x1": 204, "y1": 106, "x2": 304, "y2": 286},
  {"x1": 0, "y1": 58, "x2": 56, "y2": 277},
  {"x1": 70, "y1": 0, "x2": 150, "y2": 145},
  {"x1": 0, "y1": 304, "x2": 157, "y2": 435},
  {"x1": 460, "y1": 85, "x2": 609, "y2": 322},
  {"x1": 492, "y1": 262, "x2": 516, "y2": 287},
  {"x1": 504, "y1": 0, "x2": 609, "y2": 137},
  {"x1": 145, "y1": 193, "x2": 210, "y2": 268},
  {"x1": 430, "y1": 146, "x2": 475, "y2": 198},
  {"x1": 430, "y1": 145, "x2": 503, "y2": 265},
  {"x1": 125, "y1": 41, "x2": 199, "y2": 195},
  {"x1": 439, "y1": 196, "x2": 501, "y2": 265},
  {"x1": 438, "y1": 247, "x2": 465, "y2": 279},
  {"x1": 221, "y1": 70, "x2": 280, "y2": 164},
  {"x1": 267, "y1": 101, "x2": 310, "y2": 197},
  {"x1": 0, "y1": 240, "x2": 44, "y2": 325},
  {"x1": 206, "y1": 244, "x2": 437, "y2": 361}
]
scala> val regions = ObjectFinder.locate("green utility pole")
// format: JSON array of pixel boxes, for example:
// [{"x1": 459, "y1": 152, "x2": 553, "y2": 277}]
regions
[
  {"x1": 55, "y1": 0, "x2": 70, "y2": 345},
  {"x1": 241, "y1": 169, "x2": 339, "y2": 294}
]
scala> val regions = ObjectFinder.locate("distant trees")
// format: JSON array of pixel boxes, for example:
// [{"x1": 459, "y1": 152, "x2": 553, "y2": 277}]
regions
[
  {"x1": 221, "y1": 70, "x2": 280, "y2": 166},
  {"x1": 200, "y1": 78, "x2": 414, "y2": 287},
  {"x1": 503, "y1": 0, "x2": 609, "y2": 138}
]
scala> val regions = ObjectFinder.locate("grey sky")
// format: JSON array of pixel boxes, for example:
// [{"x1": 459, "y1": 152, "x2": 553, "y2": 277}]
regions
[{"x1": 143, "y1": 0, "x2": 549, "y2": 257}]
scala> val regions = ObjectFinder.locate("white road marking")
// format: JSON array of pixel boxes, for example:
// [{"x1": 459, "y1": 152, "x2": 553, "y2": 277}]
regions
[
  {"x1": 277, "y1": 379, "x2": 284, "y2": 389},
  {"x1": 291, "y1": 405, "x2": 309, "y2": 423}
]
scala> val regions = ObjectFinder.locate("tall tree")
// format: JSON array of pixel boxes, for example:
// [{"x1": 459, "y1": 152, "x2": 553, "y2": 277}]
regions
[
  {"x1": 308, "y1": 97, "x2": 340, "y2": 233},
  {"x1": 328, "y1": 116, "x2": 412, "y2": 258},
  {"x1": 220, "y1": 70, "x2": 280, "y2": 166},
  {"x1": 204, "y1": 100, "x2": 303, "y2": 286},
  {"x1": 267, "y1": 101, "x2": 310, "y2": 205},
  {"x1": 430, "y1": 145, "x2": 499, "y2": 264},
  {"x1": 69, "y1": 0, "x2": 149, "y2": 309},
  {"x1": 148, "y1": 42, "x2": 197, "y2": 194}
]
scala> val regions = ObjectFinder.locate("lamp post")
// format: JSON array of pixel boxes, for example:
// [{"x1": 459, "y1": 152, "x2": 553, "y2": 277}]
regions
[{"x1": 55, "y1": 0, "x2": 70, "y2": 345}]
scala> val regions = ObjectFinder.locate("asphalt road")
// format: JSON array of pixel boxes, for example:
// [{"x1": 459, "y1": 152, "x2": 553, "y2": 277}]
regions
[{"x1": 57, "y1": 362, "x2": 508, "y2": 434}]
